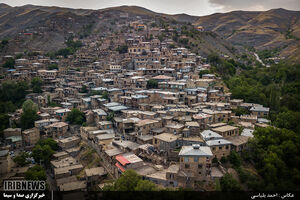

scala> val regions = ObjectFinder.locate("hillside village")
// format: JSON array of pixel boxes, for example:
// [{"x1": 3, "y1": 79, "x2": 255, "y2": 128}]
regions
[{"x1": 0, "y1": 8, "x2": 286, "y2": 192}]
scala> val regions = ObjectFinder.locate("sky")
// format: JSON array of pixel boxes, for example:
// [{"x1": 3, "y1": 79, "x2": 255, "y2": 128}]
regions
[{"x1": 1, "y1": 0, "x2": 300, "y2": 16}]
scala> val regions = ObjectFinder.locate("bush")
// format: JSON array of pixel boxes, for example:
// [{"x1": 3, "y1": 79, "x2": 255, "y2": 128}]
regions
[
  {"x1": 103, "y1": 169, "x2": 158, "y2": 191},
  {"x1": 220, "y1": 173, "x2": 242, "y2": 191},
  {"x1": 220, "y1": 156, "x2": 228, "y2": 164},
  {"x1": 116, "y1": 45, "x2": 128, "y2": 54},
  {"x1": 14, "y1": 152, "x2": 30, "y2": 167},
  {"x1": 212, "y1": 157, "x2": 218, "y2": 164},
  {"x1": 228, "y1": 151, "x2": 241, "y2": 168},
  {"x1": 2, "y1": 57, "x2": 15, "y2": 68},
  {"x1": 47, "y1": 64, "x2": 58, "y2": 70},
  {"x1": 25, "y1": 165, "x2": 46, "y2": 181},
  {"x1": 146, "y1": 80, "x2": 158, "y2": 89}
]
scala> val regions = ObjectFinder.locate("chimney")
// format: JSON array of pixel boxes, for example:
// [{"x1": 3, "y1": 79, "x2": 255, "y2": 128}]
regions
[{"x1": 192, "y1": 144, "x2": 200, "y2": 149}]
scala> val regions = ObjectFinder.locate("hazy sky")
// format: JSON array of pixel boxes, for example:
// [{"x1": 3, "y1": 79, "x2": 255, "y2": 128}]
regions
[{"x1": 1, "y1": 0, "x2": 300, "y2": 16}]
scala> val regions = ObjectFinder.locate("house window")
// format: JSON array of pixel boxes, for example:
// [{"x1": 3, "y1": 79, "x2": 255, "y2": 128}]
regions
[
  {"x1": 198, "y1": 164, "x2": 202, "y2": 169},
  {"x1": 226, "y1": 145, "x2": 229, "y2": 149},
  {"x1": 184, "y1": 157, "x2": 189, "y2": 163},
  {"x1": 194, "y1": 157, "x2": 199, "y2": 162},
  {"x1": 185, "y1": 164, "x2": 190, "y2": 168},
  {"x1": 219, "y1": 146, "x2": 222, "y2": 150}
]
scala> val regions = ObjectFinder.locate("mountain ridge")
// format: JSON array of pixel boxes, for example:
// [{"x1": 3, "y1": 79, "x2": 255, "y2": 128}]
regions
[{"x1": 0, "y1": 4, "x2": 299, "y2": 61}]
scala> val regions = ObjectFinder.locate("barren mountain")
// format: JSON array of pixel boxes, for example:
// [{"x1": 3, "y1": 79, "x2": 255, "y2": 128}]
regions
[
  {"x1": 194, "y1": 8, "x2": 300, "y2": 61},
  {"x1": 0, "y1": 3, "x2": 299, "y2": 61}
]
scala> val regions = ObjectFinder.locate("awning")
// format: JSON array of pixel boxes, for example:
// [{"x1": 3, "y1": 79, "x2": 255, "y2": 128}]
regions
[
  {"x1": 115, "y1": 163, "x2": 125, "y2": 172},
  {"x1": 115, "y1": 155, "x2": 130, "y2": 166}
]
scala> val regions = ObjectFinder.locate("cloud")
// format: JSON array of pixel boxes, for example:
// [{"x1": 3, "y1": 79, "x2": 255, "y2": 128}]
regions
[{"x1": 209, "y1": 0, "x2": 300, "y2": 12}]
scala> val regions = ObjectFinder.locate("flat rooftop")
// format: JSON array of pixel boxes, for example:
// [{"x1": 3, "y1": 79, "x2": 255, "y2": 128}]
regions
[
  {"x1": 85, "y1": 167, "x2": 106, "y2": 177},
  {"x1": 212, "y1": 125, "x2": 238, "y2": 132},
  {"x1": 154, "y1": 133, "x2": 179, "y2": 142}
]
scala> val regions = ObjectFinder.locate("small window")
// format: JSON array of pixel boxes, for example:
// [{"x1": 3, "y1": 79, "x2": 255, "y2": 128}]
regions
[
  {"x1": 219, "y1": 146, "x2": 222, "y2": 150},
  {"x1": 185, "y1": 164, "x2": 190, "y2": 168},
  {"x1": 194, "y1": 157, "x2": 199, "y2": 162},
  {"x1": 198, "y1": 164, "x2": 202, "y2": 169},
  {"x1": 184, "y1": 157, "x2": 189, "y2": 163}
]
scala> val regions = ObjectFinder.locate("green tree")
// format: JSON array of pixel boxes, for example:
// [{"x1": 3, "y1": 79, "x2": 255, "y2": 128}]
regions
[
  {"x1": 220, "y1": 173, "x2": 242, "y2": 191},
  {"x1": 81, "y1": 85, "x2": 88, "y2": 93},
  {"x1": 15, "y1": 53, "x2": 23, "y2": 59},
  {"x1": 274, "y1": 111, "x2": 300, "y2": 133},
  {"x1": 32, "y1": 144, "x2": 54, "y2": 165},
  {"x1": 102, "y1": 91, "x2": 109, "y2": 99},
  {"x1": 116, "y1": 45, "x2": 128, "y2": 54},
  {"x1": 0, "y1": 114, "x2": 9, "y2": 137},
  {"x1": 106, "y1": 112, "x2": 115, "y2": 121},
  {"x1": 247, "y1": 127, "x2": 300, "y2": 190},
  {"x1": 199, "y1": 70, "x2": 210, "y2": 78},
  {"x1": 14, "y1": 152, "x2": 30, "y2": 167},
  {"x1": 146, "y1": 80, "x2": 158, "y2": 89},
  {"x1": 228, "y1": 151, "x2": 242, "y2": 168},
  {"x1": 134, "y1": 180, "x2": 158, "y2": 191},
  {"x1": 25, "y1": 165, "x2": 46, "y2": 181},
  {"x1": 103, "y1": 169, "x2": 158, "y2": 191},
  {"x1": 0, "y1": 81, "x2": 28, "y2": 104},
  {"x1": 220, "y1": 156, "x2": 228, "y2": 164},
  {"x1": 2, "y1": 57, "x2": 15, "y2": 68},
  {"x1": 207, "y1": 53, "x2": 221, "y2": 64},
  {"x1": 47, "y1": 63, "x2": 58, "y2": 70},
  {"x1": 212, "y1": 157, "x2": 218, "y2": 164},
  {"x1": 37, "y1": 138, "x2": 59, "y2": 151},
  {"x1": 232, "y1": 107, "x2": 250, "y2": 116},
  {"x1": 169, "y1": 44, "x2": 176, "y2": 49},
  {"x1": 66, "y1": 108, "x2": 86, "y2": 125},
  {"x1": 1, "y1": 39, "x2": 8, "y2": 46},
  {"x1": 31, "y1": 77, "x2": 43, "y2": 93},
  {"x1": 20, "y1": 100, "x2": 40, "y2": 130}
]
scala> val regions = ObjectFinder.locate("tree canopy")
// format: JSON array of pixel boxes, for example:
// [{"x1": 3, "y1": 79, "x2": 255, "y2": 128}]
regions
[
  {"x1": 66, "y1": 108, "x2": 86, "y2": 125},
  {"x1": 2, "y1": 57, "x2": 15, "y2": 68},
  {"x1": 246, "y1": 127, "x2": 300, "y2": 190},
  {"x1": 20, "y1": 100, "x2": 40, "y2": 130},
  {"x1": 31, "y1": 77, "x2": 43, "y2": 93},
  {"x1": 116, "y1": 45, "x2": 128, "y2": 54},
  {"x1": 103, "y1": 169, "x2": 158, "y2": 191},
  {"x1": 14, "y1": 152, "x2": 30, "y2": 167},
  {"x1": 146, "y1": 79, "x2": 158, "y2": 89},
  {"x1": 25, "y1": 165, "x2": 46, "y2": 181},
  {"x1": 220, "y1": 173, "x2": 242, "y2": 191},
  {"x1": 32, "y1": 138, "x2": 58, "y2": 166}
]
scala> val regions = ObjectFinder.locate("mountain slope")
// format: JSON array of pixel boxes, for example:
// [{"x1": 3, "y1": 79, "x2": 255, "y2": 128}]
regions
[
  {"x1": 194, "y1": 8, "x2": 300, "y2": 61},
  {"x1": 0, "y1": 4, "x2": 299, "y2": 61}
]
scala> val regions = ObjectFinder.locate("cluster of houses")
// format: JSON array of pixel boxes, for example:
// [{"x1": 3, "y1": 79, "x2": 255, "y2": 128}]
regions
[{"x1": 0, "y1": 12, "x2": 270, "y2": 190}]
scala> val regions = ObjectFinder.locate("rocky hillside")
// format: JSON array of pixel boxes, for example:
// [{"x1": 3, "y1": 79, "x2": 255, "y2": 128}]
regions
[{"x1": 194, "y1": 8, "x2": 300, "y2": 61}]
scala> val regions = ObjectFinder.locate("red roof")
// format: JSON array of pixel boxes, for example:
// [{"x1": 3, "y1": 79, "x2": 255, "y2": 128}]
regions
[
  {"x1": 115, "y1": 163, "x2": 125, "y2": 172},
  {"x1": 116, "y1": 155, "x2": 130, "y2": 166}
]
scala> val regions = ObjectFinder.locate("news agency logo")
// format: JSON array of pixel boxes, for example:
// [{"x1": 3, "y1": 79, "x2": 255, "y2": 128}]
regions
[{"x1": 3, "y1": 180, "x2": 46, "y2": 191}]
